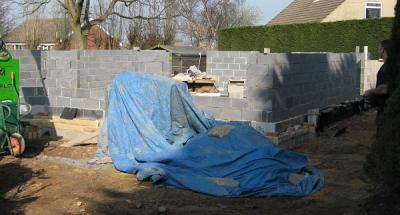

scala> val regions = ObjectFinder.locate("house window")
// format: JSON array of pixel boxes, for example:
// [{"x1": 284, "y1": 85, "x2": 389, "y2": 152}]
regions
[{"x1": 365, "y1": 2, "x2": 382, "y2": 19}]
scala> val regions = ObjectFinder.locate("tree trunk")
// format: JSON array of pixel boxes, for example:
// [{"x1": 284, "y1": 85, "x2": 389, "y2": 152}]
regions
[
  {"x1": 365, "y1": 0, "x2": 400, "y2": 193},
  {"x1": 70, "y1": 22, "x2": 87, "y2": 50}
]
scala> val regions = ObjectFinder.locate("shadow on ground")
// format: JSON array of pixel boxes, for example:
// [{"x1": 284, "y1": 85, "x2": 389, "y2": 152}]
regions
[{"x1": 0, "y1": 160, "x2": 37, "y2": 214}]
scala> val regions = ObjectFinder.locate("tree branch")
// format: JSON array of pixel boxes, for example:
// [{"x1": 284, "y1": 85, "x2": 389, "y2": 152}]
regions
[{"x1": 12, "y1": 0, "x2": 51, "y2": 16}]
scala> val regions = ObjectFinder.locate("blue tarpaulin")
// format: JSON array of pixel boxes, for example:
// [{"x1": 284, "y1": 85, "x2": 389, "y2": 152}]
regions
[{"x1": 105, "y1": 72, "x2": 324, "y2": 197}]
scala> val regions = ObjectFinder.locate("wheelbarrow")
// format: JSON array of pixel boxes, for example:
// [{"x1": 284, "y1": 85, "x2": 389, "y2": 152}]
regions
[{"x1": 0, "y1": 39, "x2": 26, "y2": 156}]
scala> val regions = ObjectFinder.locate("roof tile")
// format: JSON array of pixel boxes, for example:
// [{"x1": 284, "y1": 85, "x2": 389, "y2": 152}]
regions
[{"x1": 269, "y1": 0, "x2": 346, "y2": 25}]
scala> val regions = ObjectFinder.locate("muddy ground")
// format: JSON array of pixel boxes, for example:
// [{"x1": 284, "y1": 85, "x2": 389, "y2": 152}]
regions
[{"x1": 0, "y1": 111, "x2": 377, "y2": 215}]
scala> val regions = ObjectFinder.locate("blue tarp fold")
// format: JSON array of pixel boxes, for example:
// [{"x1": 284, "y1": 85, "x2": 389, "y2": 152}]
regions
[{"x1": 105, "y1": 72, "x2": 324, "y2": 197}]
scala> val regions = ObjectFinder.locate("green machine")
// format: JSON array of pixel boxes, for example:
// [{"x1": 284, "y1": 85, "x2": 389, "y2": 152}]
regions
[{"x1": 0, "y1": 39, "x2": 25, "y2": 156}]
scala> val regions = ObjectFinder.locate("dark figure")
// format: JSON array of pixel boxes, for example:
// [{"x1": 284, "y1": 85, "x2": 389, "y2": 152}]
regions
[{"x1": 364, "y1": 40, "x2": 392, "y2": 113}]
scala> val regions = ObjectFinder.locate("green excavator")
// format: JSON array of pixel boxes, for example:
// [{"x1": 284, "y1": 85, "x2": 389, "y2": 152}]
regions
[{"x1": 0, "y1": 39, "x2": 25, "y2": 156}]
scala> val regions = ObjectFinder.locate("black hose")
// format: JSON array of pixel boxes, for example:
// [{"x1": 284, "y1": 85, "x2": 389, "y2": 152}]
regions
[{"x1": 0, "y1": 39, "x2": 11, "y2": 61}]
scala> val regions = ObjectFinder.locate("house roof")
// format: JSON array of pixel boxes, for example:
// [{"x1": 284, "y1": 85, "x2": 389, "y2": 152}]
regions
[
  {"x1": 4, "y1": 18, "x2": 114, "y2": 44},
  {"x1": 150, "y1": 45, "x2": 206, "y2": 56},
  {"x1": 4, "y1": 18, "x2": 71, "y2": 43},
  {"x1": 268, "y1": 0, "x2": 346, "y2": 25}
]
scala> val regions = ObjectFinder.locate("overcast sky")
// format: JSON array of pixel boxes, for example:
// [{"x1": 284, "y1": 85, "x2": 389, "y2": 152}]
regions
[{"x1": 247, "y1": 0, "x2": 294, "y2": 24}]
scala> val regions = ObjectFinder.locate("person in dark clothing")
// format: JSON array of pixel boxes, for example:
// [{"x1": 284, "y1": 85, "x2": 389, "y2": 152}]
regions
[{"x1": 364, "y1": 40, "x2": 392, "y2": 112}]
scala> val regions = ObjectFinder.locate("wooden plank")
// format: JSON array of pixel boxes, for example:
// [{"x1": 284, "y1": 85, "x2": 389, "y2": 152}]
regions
[
  {"x1": 60, "y1": 132, "x2": 98, "y2": 147},
  {"x1": 21, "y1": 117, "x2": 100, "y2": 127},
  {"x1": 183, "y1": 79, "x2": 215, "y2": 84}
]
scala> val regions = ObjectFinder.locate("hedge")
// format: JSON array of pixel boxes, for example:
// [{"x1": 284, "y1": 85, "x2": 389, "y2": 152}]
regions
[{"x1": 218, "y1": 18, "x2": 393, "y2": 59}]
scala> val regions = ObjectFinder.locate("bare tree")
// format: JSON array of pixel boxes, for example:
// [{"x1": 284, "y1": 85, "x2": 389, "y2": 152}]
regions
[
  {"x1": 21, "y1": 5, "x2": 47, "y2": 49},
  {"x1": 93, "y1": 0, "x2": 124, "y2": 47},
  {"x1": 15, "y1": 0, "x2": 174, "y2": 50},
  {"x1": 177, "y1": 0, "x2": 259, "y2": 48},
  {"x1": 0, "y1": 1, "x2": 12, "y2": 37},
  {"x1": 164, "y1": 0, "x2": 177, "y2": 45},
  {"x1": 52, "y1": 3, "x2": 71, "y2": 50},
  {"x1": 126, "y1": 0, "x2": 177, "y2": 49}
]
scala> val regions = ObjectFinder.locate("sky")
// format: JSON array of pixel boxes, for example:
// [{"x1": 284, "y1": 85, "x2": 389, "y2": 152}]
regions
[
  {"x1": 9, "y1": 0, "x2": 294, "y2": 26},
  {"x1": 247, "y1": 0, "x2": 294, "y2": 24}
]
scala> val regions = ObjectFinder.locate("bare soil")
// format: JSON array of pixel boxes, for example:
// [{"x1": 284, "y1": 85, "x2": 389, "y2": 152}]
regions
[{"x1": 0, "y1": 111, "x2": 377, "y2": 215}]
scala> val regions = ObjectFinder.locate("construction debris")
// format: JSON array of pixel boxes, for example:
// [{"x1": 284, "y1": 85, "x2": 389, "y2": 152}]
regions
[{"x1": 172, "y1": 66, "x2": 218, "y2": 93}]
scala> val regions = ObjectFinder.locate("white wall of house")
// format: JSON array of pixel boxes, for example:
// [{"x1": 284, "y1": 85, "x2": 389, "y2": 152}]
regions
[
  {"x1": 324, "y1": 0, "x2": 396, "y2": 22},
  {"x1": 6, "y1": 42, "x2": 56, "y2": 51}
]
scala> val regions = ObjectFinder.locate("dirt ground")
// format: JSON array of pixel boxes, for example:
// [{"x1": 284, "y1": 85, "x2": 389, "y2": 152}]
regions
[{"x1": 0, "y1": 111, "x2": 377, "y2": 215}]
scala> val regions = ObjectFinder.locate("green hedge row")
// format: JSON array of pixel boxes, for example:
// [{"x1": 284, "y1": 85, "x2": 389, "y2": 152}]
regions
[{"x1": 218, "y1": 18, "x2": 393, "y2": 59}]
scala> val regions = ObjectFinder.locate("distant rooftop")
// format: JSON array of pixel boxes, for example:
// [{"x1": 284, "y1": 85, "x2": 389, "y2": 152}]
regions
[
  {"x1": 4, "y1": 18, "x2": 71, "y2": 43},
  {"x1": 268, "y1": 0, "x2": 346, "y2": 25},
  {"x1": 150, "y1": 45, "x2": 206, "y2": 56}
]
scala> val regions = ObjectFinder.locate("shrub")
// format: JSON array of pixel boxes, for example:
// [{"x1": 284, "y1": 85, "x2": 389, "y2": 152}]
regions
[{"x1": 218, "y1": 18, "x2": 393, "y2": 59}]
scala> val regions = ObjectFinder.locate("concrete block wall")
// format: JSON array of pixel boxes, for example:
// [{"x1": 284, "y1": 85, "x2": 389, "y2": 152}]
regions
[
  {"x1": 206, "y1": 51, "x2": 258, "y2": 89},
  {"x1": 256, "y1": 53, "x2": 360, "y2": 121},
  {"x1": 360, "y1": 59, "x2": 383, "y2": 94},
  {"x1": 78, "y1": 50, "x2": 171, "y2": 89},
  {"x1": 12, "y1": 50, "x2": 171, "y2": 119},
  {"x1": 13, "y1": 49, "x2": 362, "y2": 122},
  {"x1": 12, "y1": 50, "x2": 49, "y2": 114},
  {"x1": 198, "y1": 51, "x2": 272, "y2": 122},
  {"x1": 192, "y1": 96, "x2": 271, "y2": 122},
  {"x1": 197, "y1": 51, "x2": 361, "y2": 123}
]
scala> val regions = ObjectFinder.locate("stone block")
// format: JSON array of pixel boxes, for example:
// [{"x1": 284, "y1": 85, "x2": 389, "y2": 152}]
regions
[
  {"x1": 21, "y1": 87, "x2": 36, "y2": 97},
  {"x1": 83, "y1": 109, "x2": 103, "y2": 119},
  {"x1": 221, "y1": 70, "x2": 234, "y2": 77},
  {"x1": 145, "y1": 62, "x2": 163, "y2": 73},
  {"x1": 215, "y1": 64, "x2": 229, "y2": 70},
  {"x1": 58, "y1": 79, "x2": 72, "y2": 88},
  {"x1": 211, "y1": 57, "x2": 224, "y2": 64},
  {"x1": 207, "y1": 51, "x2": 219, "y2": 57},
  {"x1": 19, "y1": 57, "x2": 36, "y2": 65},
  {"x1": 75, "y1": 88, "x2": 91, "y2": 98},
  {"x1": 234, "y1": 57, "x2": 247, "y2": 64},
  {"x1": 20, "y1": 78, "x2": 38, "y2": 87},
  {"x1": 258, "y1": 53, "x2": 290, "y2": 65},
  {"x1": 27, "y1": 96, "x2": 48, "y2": 106},
  {"x1": 211, "y1": 70, "x2": 223, "y2": 77},
  {"x1": 100, "y1": 100, "x2": 106, "y2": 110},
  {"x1": 219, "y1": 108, "x2": 241, "y2": 121},
  {"x1": 233, "y1": 70, "x2": 246, "y2": 78},
  {"x1": 239, "y1": 51, "x2": 258, "y2": 58},
  {"x1": 239, "y1": 64, "x2": 248, "y2": 70},
  {"x1": 241, "y1": 110, "x2": 263, "y2": 122},
  {"x1": 21, "y1": 64, "x2": 39, "y2": 72},
  {"x1": 223, "y1": 57, "x2": 235, "y2": 64},
  {"x1": 249, "y1": 100, "x2": 273, "y2": 111},
  {"x1": 246, "y1": 69, "x2": 273, "y2": 90},
  {"x1": 36, "y1": 87, "x2": 46, "y2": 96},
  {"x1": 90, "y1": 88, "x2": 106, "y2": 99},
  {"x1": 229, "y1": 64, "x2": 240, "y2": 70},
  {"x1": 84, "y1": 99, "x2": 100, "y2": 110},
  {"x1": 228, "y1": 52, "x2": 241, "y2": 57},
  {"x1": 46, "y1": 87, "x2": 61, "y2": 97},
  {"x1": 231, "y1": 98, "x2": 249, "y2": 109},
  {"x1": 70, "y1": 98, "x2": 86, "y2": 109},
  {"x1": 245, "y1": 86, "x2": 270, "y2": 102},
  {"x1": 57, "y1": 97, "x2": 71, "y2": 107},
  {"x1": 56, "y1": 60, "x2": 70, "y2": 69},
  {"x1": 20, "y1": 72, "x2": 32, "y2": 79},
  {"x1": 192, "y1": 96, "x2": 212, "y2": 106},
  {"x1": 210, "y1": 97, "x2": 231, "y2": 107},
  {"x1": 61, "y1": 88, "x2": 74, "y2": 97}
]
